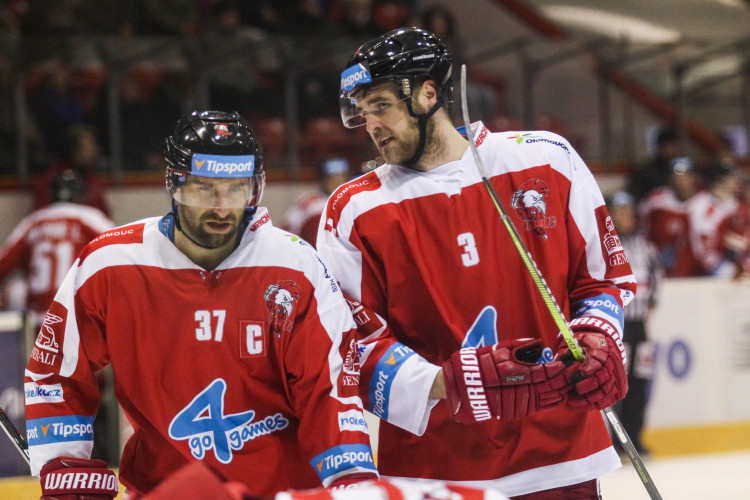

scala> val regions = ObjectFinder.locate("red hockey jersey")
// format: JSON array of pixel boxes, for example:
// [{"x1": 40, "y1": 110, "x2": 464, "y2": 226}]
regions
[
  {"x1": 639, "y1": 186, "x2": 696, "y2": 277},
  {"x1": 317, "y1": 125, "x2": 636, "y2": 496},
  {"x1": 24, "y1": 208, "x2": 377, "y2": 497},
  {"x1": 688, "y1": 190, "x2": 743, "y2": 276},
  {"x1": 0, "y1": 202, "x2": 113, "y2": 321}
]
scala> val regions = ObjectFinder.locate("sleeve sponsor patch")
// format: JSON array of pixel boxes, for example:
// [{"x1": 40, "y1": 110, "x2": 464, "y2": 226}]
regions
[
  {"x1": 25, "y1": 382, "x2": 64, "y2": 405},
  {"x1": 82, "y1": 223, "x2": 145, "y2": 257},
  {"x1": 27, "y1": 415, "x2": 94, "y2": 446},
  {"x1": 368, "y1": 343, "x2": 415, "y2": 420},
  {"x1": 310, "y1": 443, "x2": 376, "y2": 483},
  {"x1": 337, "y1": 410, "x2": 369, "y2": 434}
]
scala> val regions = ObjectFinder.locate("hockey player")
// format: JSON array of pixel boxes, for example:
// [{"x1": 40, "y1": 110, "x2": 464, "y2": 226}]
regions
[
  {"x1": 317, "y1": 28, "x2": 636, "y2": 499},
  {"x1": 0, "y1": 169, "x2": 114, "y2": 328},
  {"x1": 688, "y1": 162, "x2": 749, "y2": 277},
  {"x1": 24, "y1": 110, "x2": 377, "y2": 499},
  {"x1": 638, "y1": 157, "x2": 699, "y2": 277}
]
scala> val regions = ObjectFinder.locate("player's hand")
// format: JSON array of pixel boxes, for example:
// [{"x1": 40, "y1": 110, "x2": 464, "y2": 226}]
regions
[
  {"x1": 557, "y1": 321, "x2": 629, "y2": 411},
  {"x1": 442, "y1": 338, "x2": 575, "y2": 423},
  {"x1": 39, "y1": 456, "x2": 118, "y2": 499}
]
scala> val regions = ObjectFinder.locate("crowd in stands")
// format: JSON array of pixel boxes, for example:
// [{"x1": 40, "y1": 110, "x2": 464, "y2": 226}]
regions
[
  {"x1": 0, "y1": 1, "x2": 511, "y2": 177},
  {"x1": 1, "y1": 2, "x2": 749, "y2": 281}
]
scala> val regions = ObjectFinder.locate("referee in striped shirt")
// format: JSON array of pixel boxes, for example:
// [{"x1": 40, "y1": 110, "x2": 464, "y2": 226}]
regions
[{"x1": 607, "y1": 191, "x2": 664, "y2": 455}]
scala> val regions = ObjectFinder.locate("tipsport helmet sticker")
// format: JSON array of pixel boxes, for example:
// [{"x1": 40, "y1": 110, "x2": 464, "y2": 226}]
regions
[
  {"x1": 340, "y1": 63, "x2": 372, "y2": 92},
  {"x1": 191, "y1": 153, "x2": 256, "y2": 178}
]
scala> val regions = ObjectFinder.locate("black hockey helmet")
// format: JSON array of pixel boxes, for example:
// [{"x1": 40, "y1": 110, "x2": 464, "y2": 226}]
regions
[
  {"x1": 164, "y1": 110, "x2": 265, "y2": 212},
  {"x1": 339, "y1": 27, "x2": 453, "y2": 129},
  {"x1": 50, "y1": 169, "x2": 87, "y2": 203}
]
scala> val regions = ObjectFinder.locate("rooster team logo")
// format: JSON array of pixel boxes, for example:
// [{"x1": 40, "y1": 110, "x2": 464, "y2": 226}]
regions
[
  {"x1": 511, "y1": 179, "x2": 557, "y2": 239},
  {"x1": 215, "y1": 123, "x2": 231, "y2": 137},
  {"x1": 264, "y1": 281, "x2": 301, "y2": 338}
]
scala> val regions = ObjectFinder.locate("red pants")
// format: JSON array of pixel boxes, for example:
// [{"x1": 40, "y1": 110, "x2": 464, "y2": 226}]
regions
[{"x1": 511, "y1": 479, "x2": 600, "y2": 500}]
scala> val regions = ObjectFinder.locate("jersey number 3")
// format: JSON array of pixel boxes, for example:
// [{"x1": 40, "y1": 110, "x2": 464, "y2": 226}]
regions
[{"x1": 457, "y1": 232, "x2": 480, "y2": 267}]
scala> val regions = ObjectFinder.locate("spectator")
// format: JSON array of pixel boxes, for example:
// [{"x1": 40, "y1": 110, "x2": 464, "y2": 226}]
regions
[
  {"x1": 628, "y1": 127, "x2": 681, "y2": 202},
  {"x1": 32, "y1": 123, "x2": 110, "y2": 216},
  {"x1": 282, "y1": 157, "x2": 351, "y2": 247},
  {"x1": 688, "y1": 162, "x2": 748, "y2": 277},
  {"x1": 336, "y1": 0, "x2": 382, "y2": 38},
  {"x1": 27, "y1": 59, "x2": 90, "y2": 164},
  {"x1": 639, "y1": 157, "x2": 699, "y2": 277},
  {"x1": 203, "y1": 0, "x2": 280, "y2": 117},
  {"x1": 607, "y1": 191, "x2": 662, "y2": 456},
  {"x1": 134, "y1": 0, "x2": 198, "y2": 35},
  {"x1": 417, "y1": 5, "x2": 497, "y2": 123}
]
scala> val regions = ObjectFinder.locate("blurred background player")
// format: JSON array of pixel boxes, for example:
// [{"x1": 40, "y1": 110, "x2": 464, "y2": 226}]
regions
[
  {"x1": 627, "y1": 126, "x2": 681, "y2": 203},
  {"x1": 282, "y1": 156, "x2": 351, "y2": 247},
  {"x1": 0, "y1": 168, "x2": 114, "y2": 330},
  {"x1": 0, "y1": 170, "x2": 118, "y2": 467},
  {"x1": 688, "y1": 162, "x2": 749, "y2": 277},
  {"x1": 638, "y1": 157, "x2": 699, "y2": 277},
  {"x1": 318, "y1": 28, "x2": 635, "y2": 499},
  {"x1": 32, "y1": 123, "x2": 111, "y2": 217},
  {"x1": 24, "y1": 110, "x2": 377, "y2": 499},
  {"x1": 606, "y1": 191, "x2": 662, "y2": 456}
]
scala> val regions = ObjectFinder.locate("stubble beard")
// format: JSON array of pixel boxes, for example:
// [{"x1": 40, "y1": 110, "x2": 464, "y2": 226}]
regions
[
  {"x1": 179, "y1": 206, "x2": 239, "y2": 249},
  {"x1": 376, "y1": 109, "x2": 443, "y2": 170}
]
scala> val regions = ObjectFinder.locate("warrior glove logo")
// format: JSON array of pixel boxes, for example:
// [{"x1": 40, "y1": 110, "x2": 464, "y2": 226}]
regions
[
  {"x1": 511, "y1": 179, "x2": 557, "y2": 239},
  {"x1": 457, "y1": 348, "x2": 492, "y2": 422}
]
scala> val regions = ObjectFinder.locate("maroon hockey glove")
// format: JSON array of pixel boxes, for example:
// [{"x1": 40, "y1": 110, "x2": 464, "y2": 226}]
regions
[
  {"x1": 442, "y1": 339, "x2": 576, "y2": 423},
  {"x1": 558, "y1": 318, "x2": 629, "y2": 411},
  {"x1": 40, "y1": 456, "x2": 118, "y2": 500}
]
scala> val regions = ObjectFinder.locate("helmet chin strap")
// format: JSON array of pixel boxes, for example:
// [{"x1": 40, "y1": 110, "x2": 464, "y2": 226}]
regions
[{"x1": 402, "y1": 96, "x2": 445, "y2": 169}]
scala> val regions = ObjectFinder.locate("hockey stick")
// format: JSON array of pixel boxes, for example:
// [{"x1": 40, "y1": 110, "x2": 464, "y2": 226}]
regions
[
  {"x1": 0, "y1": 405, "x2": 30, "y2": 465},
  {"x1": 459, "y1": 65, "x2": 662, "y2": 500}
]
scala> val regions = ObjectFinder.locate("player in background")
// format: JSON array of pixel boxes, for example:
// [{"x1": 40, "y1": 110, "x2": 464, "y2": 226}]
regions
[
  {"x1": 606, "y1": 191, "x2": 662, "y2": 456},
  {"x1": 24, "y1": 110, "x2": 377, "y2": 499},
  {"x1": 638, "y1": 157, "x2": 699, "y2": 277},
  {"x1": 317, "y1": 28, "x2": 635, "y2": 499},
  {"x1": 688, "y1": 162, "x2": 748, "y2": 277},
  {"x1": 0, "y1": 169, "x2": 114, "y2": 329},
  {"x1": 282, "y1": 157, "x2": 352, "y2": 247}
]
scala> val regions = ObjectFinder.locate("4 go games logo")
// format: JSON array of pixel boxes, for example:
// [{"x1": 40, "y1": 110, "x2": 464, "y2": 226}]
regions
[{"x1": 168, "y1": 378, "x2": 289, "y2": 464}]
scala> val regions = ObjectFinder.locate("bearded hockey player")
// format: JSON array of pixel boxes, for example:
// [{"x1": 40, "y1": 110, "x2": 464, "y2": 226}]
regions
[
  {"x1": 317, "y1": 28, "x2": 636, "y2": 499},
  {"x1": 24, "y1": 110, "x2": 377, "y2": 499}
]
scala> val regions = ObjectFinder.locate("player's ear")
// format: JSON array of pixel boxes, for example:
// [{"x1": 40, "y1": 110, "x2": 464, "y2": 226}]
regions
[{"x1": 418, "y1": 79, "x2": 438, "y2": 103}]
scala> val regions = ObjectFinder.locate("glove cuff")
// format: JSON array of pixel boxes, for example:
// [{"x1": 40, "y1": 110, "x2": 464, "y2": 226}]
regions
[
  {"x1": 568, "y1": 316, "x2": 626, "y2": 362},
  {"x1": 40, "y1": 457, "x2": 118, "y2": 499},
  {"x1": 442, "y1": 348, "x2": 492, "y2": 423}
]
